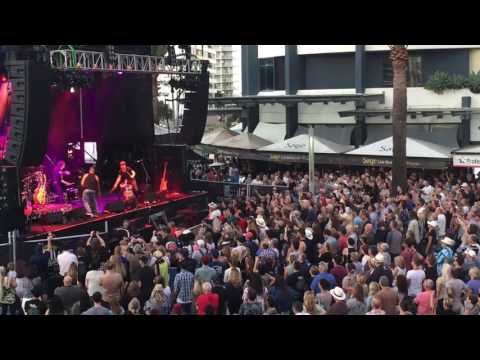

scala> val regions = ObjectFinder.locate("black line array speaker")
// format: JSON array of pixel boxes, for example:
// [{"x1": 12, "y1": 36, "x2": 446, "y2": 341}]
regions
[
  {"x1": 0, "y1": 165, "x2": 24, "y2": 234},
  {"x1": 3, "y1": 60, "x2": 52, "y2": 167},
  {"x1": 178, "y1": 62, "x2": 209, "y2": 145}
]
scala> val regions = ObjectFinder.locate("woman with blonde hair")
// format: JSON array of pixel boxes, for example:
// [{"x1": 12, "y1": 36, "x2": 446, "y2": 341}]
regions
[
  {"x1": 67, "y1": 262, "x2": 78, "y2": 286},
  {"x1": 127, "y1": 297, "x2": 141, "y2": 315},
  {"x1": 144, "y1": 284, "x2": 170, "y2": 315},
  {"x1": 392, "y1": 256, "x2": 407, "y2": 287},
  {"x1": 303, "y1": 290, "x2": 324, "y2": 315},
  {"x1": 436, "y1": 263, "x2": 453, "y2": 315},
  {"x1": 0, "y1": 266, "x2": 17, "y2": 315},
  {"x1": 467, "y1": 267, "x2": 480, "y2": 296},
  {"x1": 366, "y1": 282, "x2": 381, "y2": 311},
  {"x1": 224, "y1": 267, "x2": 243, "y2": 314}
]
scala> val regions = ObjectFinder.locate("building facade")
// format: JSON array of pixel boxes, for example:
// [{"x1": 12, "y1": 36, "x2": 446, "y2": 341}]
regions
[
  {"x1": 237, "y1": 45, "x2": 480, "y2": 150},
  {"x1": 214, "y1": 45, "x2": 234, "y2": 97}
]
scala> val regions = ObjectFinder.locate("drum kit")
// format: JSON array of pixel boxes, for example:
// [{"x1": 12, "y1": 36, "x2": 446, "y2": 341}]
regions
[{"x1": 21, "y1": 166, "x2": 80, "y2": 207}]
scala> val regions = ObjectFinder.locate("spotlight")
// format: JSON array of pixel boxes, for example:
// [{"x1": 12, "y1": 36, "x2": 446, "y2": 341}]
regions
[
  {"x1": 117, "y1": 71, "x2": 123, "y2": 75},
  {"x1": 70, "y1": 87, "x2": 76, "y2": 93},
  {"x1": 0, "y1": 74, "x2": 7, "y2": 83}
]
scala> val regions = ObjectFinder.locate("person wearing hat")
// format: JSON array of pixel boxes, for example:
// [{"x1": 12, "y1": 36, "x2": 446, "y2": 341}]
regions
[
  {"x1": 367, "y1": 253, "x2": 393, "y2": 287},
  {"x1": 463, "y1": 249, "x2": 480, "y2": 273},
  {"x1": 436, "y1": 237, "x2": 455, "y2": 275},
  {"x1": 326, "y1": 287, "x2": 348, "y2": 315}
]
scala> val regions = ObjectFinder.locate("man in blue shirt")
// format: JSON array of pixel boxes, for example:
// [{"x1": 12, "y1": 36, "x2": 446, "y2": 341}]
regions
[{"x1": 310, "y1": 262, "x2": 337, "y2": 294}]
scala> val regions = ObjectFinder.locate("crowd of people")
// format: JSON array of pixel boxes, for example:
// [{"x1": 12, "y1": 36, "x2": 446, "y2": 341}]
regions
[{"x1": 2, "y1": 166, "x2": 480, "y2": 315}]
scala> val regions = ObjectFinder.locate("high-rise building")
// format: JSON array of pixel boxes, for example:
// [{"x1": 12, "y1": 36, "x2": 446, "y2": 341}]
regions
[{"x1": 214, "y1": 45, "x2": 234, "y2": 97}]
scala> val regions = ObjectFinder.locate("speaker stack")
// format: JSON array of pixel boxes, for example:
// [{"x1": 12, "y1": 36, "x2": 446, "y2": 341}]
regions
[{"x1": 178, "y1": 61, "x2": 210, "y2": 145}]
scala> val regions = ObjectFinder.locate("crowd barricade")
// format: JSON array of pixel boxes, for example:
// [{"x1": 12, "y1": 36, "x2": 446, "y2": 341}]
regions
[{"x1": 188, "y1": 179, "x2": 288, "y2": 202}]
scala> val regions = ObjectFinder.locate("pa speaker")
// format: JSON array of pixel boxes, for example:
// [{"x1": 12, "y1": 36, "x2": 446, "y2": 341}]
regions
[
  {"x1": 3, "y1": 60, "x2": 52, "y2": 167},
  {"x1": 105, "y1": 200, "x2": 125, "y2": 213},
  {"x1": 179, "y1": 63, "x2": 209, "y2": 145}
]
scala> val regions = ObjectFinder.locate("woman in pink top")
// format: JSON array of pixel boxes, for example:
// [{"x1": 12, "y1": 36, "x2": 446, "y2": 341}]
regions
[{"x1": 414, "y1": 279, "x2": 436, "y2": 315}]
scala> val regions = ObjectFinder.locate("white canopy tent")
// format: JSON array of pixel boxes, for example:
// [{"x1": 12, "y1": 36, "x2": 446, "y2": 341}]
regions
[
  {"x1": 214, "y1": 132, "x2": 272, "y2": 150},
  {"x1": 201, "y1": 128, "x2": 238, "y2": 145},
  {"x1": 252, "y1": 122, "x2": 286, "y2": 144},
  {"x1": 258, "y1": 134, "x2": 354, "y2": 154},
  {"x1": 229, "y1": 123, "x2": 244, "y2": 133},
  {"x1": 346, "y1": 136, "x2": 455, "y2": 158}
]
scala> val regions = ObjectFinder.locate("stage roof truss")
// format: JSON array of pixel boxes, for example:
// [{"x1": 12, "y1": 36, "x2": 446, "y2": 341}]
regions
[{"x1": 50, "y1": 49, "x2": 203, "y2": 75}]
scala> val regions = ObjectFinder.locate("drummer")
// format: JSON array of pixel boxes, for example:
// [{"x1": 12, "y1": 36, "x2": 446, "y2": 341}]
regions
[{"x1": 52, "y1": 160, "x2": 74, "y2": 203}]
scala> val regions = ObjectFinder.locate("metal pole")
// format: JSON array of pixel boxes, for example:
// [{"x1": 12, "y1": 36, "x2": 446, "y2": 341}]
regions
[
  {"x1": 308, "y1": 125, "x2": 315, "y2": 193},
  {"x1": 80, "y1": 87, "x2": 84, "y2": 140},
  {"x1": 12, "y1": 230, "x2": 17, "y2": 268}
]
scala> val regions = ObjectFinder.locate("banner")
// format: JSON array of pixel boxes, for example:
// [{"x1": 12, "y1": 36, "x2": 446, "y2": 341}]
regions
[{"x1": 453, "y1": 154, "x2": 480, "y2": 168}]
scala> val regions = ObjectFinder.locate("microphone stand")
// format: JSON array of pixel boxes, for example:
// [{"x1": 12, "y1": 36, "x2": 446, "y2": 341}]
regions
[{"x1": 138, "y1": 160, "x2": 152, "y2": 193}]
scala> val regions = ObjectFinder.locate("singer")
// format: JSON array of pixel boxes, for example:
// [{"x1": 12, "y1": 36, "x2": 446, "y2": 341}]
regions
[{"x1": 110, "y1": 160, "x2": 138, "y2": 194}]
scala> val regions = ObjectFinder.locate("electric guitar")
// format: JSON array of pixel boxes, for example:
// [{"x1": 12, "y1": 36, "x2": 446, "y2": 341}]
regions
[
  {"x1": 159, "y1": 161, "x2": 168, "y2": 193},
  {"x1": 33, "y1": 172, "x2": 47, "y2": 205}
]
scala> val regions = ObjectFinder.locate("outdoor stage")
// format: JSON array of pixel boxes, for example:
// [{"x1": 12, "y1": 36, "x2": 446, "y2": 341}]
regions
[{"x1": 25, "y1": 191, "x2": 208, "y2": 241}]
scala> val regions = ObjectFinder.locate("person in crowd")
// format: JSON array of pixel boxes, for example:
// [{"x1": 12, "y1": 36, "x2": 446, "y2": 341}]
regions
[
  {"x1": 326, "y1": 287, "x2": 348, "y2": 315},
  {"x1": 346, "y1": 284, "x2": 367, "y2": 315},
  {"x1": 406, "y1": 255, "x2": 426, "y2": 298},
  {"x1": 239, "y1": 288, "x2": 263, "y2": 315},
  {"x1": 53, "y1": 275, "x2": 85, "y2": 314},
  {"x1": 195, "y1": 282, "x2": 219, "y2": 315},
  {"x1": 366, "y1": 295, "x2": 386, "y2": 315},
  {"x1": 414, "y1": 279, "x2": 436, "y2": 315},
  {"x1": 173, "y1": 261, "x2": 195, "y2": 315}
]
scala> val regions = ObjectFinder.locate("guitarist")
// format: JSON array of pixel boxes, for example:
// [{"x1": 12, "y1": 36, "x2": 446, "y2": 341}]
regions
[{"x1": 111, "y1": 161, "x2": 138, "y2": 194}]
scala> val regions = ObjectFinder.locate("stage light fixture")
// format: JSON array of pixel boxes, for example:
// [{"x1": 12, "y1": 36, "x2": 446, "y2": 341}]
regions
[{"x1": 70, "y1": 86, "x2": 76, "y2": 93}]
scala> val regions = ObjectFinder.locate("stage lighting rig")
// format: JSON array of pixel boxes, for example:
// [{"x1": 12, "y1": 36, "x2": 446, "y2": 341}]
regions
[{"x1": 178, "y1": 45, "x2": 192, "y2": 61}]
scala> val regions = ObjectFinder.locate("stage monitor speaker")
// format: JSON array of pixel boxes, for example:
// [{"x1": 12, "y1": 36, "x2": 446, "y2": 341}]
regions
[
  {"x1": 178, "y1": 63, "x2": 209, "y2": 145},
  {"x1": 144, "y1": 192, "x2": 157, "y2": 203},
  {"x1": 45, "y1": 212, "x2": 64, "y2": 225},
  {"x1": 105, "y1": 200, "x2": 125, "y2": 213},
  {"x1": 3, "y1": 60, "x2": 52, "y2": 167},
  {"x1": 70, "y1": 207, "x2": 87, "y2": 220}
]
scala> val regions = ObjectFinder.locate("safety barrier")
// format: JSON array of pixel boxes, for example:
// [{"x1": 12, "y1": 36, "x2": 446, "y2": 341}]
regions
[{"x1": 188, "y1": 179, "x2": 288, "y2": 202}]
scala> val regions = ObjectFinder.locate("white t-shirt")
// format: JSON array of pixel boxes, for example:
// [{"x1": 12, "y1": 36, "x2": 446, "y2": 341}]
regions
[
  {"x1": 57, "y1": 251, "x2": 78, "y2": 276},
  {"x1": 85, "y1": 270, "x2": 105, "y2": 297},
  {"x1": 406, "y1": 269, "x2": 426, "y2": 297},
  {"x1": 437, "y1": 214, "x2": 446, "y2": 238}
]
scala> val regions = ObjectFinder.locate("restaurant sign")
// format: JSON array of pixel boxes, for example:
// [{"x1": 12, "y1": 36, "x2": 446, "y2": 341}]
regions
[{"x1": 453, "y1": 154, "x2": 480, "y2": 168}]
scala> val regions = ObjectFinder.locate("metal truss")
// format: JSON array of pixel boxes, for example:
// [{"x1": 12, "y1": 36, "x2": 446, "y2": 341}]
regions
[{"x1": 49, "y1": 49, "x2": 203, "y2": 75}]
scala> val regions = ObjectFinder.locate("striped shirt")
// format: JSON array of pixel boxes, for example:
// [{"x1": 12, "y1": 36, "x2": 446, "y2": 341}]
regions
[{"x1": 173, "y1": 270, "x2": 194, "y2": 304}]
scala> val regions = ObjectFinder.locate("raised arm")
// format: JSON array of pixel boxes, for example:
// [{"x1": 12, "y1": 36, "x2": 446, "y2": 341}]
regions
[{"x1": 111, "y1": 175, "x2": 121, "y2": 193}]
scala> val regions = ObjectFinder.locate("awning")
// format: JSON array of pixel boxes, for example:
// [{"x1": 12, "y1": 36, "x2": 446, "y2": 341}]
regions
[
  {"x1": 201, "y1": 128, "x2": 238, "y2": 145},
  {"x1": 214, "y1": 132, "x2": 272, "y2": 150},
  {"x1": 347, "y1": 136, "x2": 455, "y2": 158},
  {"x1": 295, "y1": 125, "x2": 354, "y2": 146},
  {"x1": 258, "y1": 134, "x2": 354, "y2": 154},
  {"x1": 253, "y1": 122, "x2": 286, "y2": 143}
]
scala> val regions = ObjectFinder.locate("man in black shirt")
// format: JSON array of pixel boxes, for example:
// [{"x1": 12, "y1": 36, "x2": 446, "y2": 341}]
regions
[
  {"x1": 134, "y1": 256, "x2": 156, "y2": 306},
  {"x1": 24, "y1": 285, "x2": 47, "y2": 315},
  {"x1": 80, "y1": 165, "x2": 100, "y2": 217}
]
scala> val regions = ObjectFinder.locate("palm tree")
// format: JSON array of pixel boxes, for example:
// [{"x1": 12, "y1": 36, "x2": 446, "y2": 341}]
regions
[{"x1": 388, "y1": 45, "x2": 408, "y2": 194}]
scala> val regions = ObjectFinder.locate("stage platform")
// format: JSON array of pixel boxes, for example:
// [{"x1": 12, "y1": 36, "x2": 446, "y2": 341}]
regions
[{"x1": 25, "y1": 191, "x2": 208, "y2": 241}]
